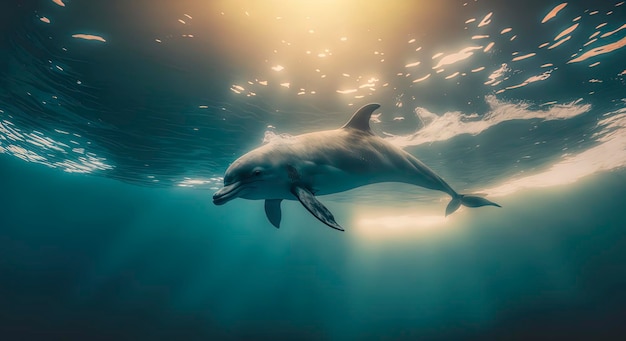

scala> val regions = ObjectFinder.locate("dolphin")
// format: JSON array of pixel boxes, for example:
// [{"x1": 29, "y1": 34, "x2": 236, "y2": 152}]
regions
[{"x1": 213, "y1": 103, "x2": 500, "y2": 231}]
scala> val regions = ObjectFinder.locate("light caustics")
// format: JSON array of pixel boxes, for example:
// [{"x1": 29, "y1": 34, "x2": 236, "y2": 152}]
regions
[
  {"x1": 42, "y1": 0, "x2": 626, "y2": 104},
  {"x1": 72, "y1": 34, "x2": 107, "y2": 43},
  {"x1": 218, "y1": 0, "x2": 419, "y2": 104},
  {"x1": 542, "y1": 3, "x2": 568, "y2": 23},
  {"x1": 554, "y1": 23, "x2": 579, "y2": 41},
  {"x1": 1, "y1": 4, "x2": 111, "y2": 175},
  {"x1": 222, "y1": 0, "x2": 626, "y2": 103},
  {"x1": 432, "y1": 46, "x2": 483, "y2": 69},
  {"x1": 216, "y1": 1, "x2": 575, "y2": 103},
  {"x1": 568, "y1": 35, "x2": 626, "y2": 63},
  {"x1": 0, "y1": 114, "x2": 113, "y2": 174}
]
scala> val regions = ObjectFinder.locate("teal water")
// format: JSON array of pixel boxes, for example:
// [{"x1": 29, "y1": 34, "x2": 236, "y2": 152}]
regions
[
  {"x1": 3, "y1": 146, "x2": 626, "y2": 340},
  {"x1": 2, "y1": 0, "x2": 626, "y2": 340}
]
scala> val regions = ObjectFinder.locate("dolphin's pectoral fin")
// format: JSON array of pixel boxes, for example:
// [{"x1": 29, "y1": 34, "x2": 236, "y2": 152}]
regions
[
  {"x1": 291, "y1": 186, "x2": 344, "y2": 231},
  {"x1": 264, "y1": 199, "x2": 283, "y2": 228},
  {"x1": 287, "y1": 164, "x2": 343, "y2": 231}
]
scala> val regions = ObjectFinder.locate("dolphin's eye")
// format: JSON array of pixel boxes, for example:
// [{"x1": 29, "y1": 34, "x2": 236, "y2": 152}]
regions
[{"x1": 253, "y1": 169, "x2": 262, "y2": 176}]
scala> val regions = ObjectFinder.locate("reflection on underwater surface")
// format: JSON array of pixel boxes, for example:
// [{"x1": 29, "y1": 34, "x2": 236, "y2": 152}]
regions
[
  {"x1": 1, "y1": 0, "x2": 626, "y2": 339},
  {"x1": 1, "y1": 0, "x2": 625, "y2": 196}
]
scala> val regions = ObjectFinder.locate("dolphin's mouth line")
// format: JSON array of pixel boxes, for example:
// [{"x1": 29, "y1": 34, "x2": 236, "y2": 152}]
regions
[
  {"x1": 212, "y1": 181, "x2": 244, "y2": 205},
  {"x1": 212, "y1": 179, "x2": 262, "y2": 205}
]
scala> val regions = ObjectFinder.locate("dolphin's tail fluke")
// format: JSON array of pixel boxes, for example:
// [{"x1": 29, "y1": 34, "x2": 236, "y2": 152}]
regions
[{"x1": 445, "y1": 194, "x2": 501, "y2": 216}]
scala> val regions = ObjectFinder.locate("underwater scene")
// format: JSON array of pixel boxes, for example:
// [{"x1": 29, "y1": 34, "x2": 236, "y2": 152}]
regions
[{"x1": 1, "y1": 0, "x2": 626, "y2": 339}]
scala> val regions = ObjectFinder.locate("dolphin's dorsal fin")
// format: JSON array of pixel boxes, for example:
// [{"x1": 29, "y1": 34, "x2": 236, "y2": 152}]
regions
[{"x1": 341, "y1": 103, "x2": 380, "y2": 133}]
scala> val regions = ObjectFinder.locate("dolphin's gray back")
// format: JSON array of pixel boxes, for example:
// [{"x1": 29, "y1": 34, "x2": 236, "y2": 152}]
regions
[{"x1": 281, "y1": 129, "x2": 456, "y2": 196}]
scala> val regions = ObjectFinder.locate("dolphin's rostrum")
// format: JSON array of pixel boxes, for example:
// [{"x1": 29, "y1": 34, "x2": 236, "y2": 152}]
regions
[{"x1": 213, "y1": 104, "x2": 500, "y2": 231}]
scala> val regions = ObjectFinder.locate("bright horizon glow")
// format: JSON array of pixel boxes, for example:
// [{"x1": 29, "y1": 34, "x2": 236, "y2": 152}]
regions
[
  {"x1": 354, "y1": 208, "x2": 452, "y2": 240},
  {"x1": 486, "y1": 107, "x2": 626, "y2": 197}
]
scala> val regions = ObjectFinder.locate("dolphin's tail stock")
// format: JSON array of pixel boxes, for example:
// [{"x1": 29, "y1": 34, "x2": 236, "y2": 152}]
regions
[{"x1": 445, "y1": 194, "x2": 501, "y2": 216}]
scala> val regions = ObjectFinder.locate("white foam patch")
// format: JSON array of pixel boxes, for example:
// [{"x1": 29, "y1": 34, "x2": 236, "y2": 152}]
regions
[
  {"x1": 485, "y1": 107, "x2": 626, "y2": 196},
  {"x1": 485, "y1": 63, "x2": 509, "y2": 85},
  {"x1": 504, "y1": 69, "x2": 553, "y2": 90},
  {"x1": 432, "y1": 46, "x2": 483, "y2": 69},
  {"x1": 263, "y1": 130, "x2": 294, "y2": 144},
  {"x1": 384, "y1": 95, "x2": 590, "y2": 147}
]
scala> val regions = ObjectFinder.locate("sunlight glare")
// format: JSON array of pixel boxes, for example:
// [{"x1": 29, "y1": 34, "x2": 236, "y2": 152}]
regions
[
  {"x1": 354, "y1": 208, "x2": 453, "y2": 241},
  {"x1": 214, "y1": 0, "x2": 421, "y2": 99}
]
